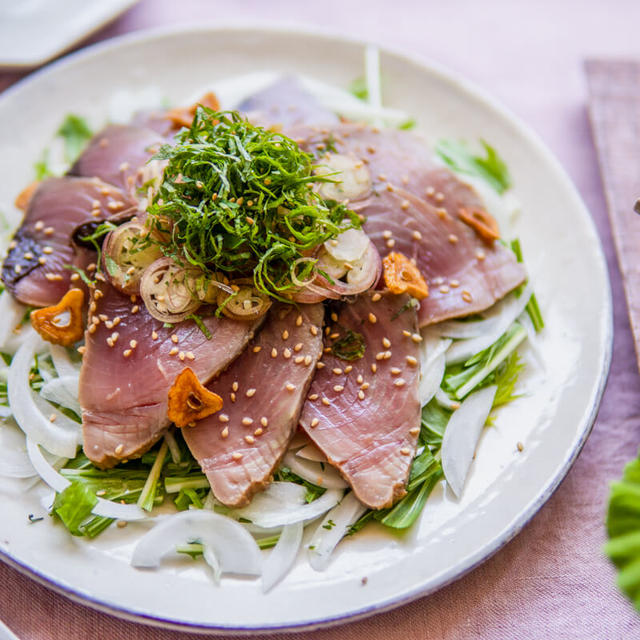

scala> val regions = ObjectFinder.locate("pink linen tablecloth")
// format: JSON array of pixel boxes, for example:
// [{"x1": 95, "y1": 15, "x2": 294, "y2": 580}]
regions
[{"x1": 1, "y1": 1, "x2": 640, "y2": 638}]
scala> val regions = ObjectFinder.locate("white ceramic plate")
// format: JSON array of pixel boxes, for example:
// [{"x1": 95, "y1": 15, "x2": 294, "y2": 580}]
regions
[
  {"x1": 0, "y1": 0, "x2": 139, "y2": 69},
  {"x1": 0, "y1": 26, "x2": 612, "y2": 634}
]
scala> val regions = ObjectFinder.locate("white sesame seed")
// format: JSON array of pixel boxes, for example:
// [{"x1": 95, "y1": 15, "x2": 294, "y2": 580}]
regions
[
  {"x1": 331, "y1": 312, "x2": 338, "y2": 322},
  {"x1": 356, "y1": 374, "x2": 363, "y2": 384},
  {"x1": 129, "y1": 339, "x2": 137, "y2": 348},
  {"x1": 282, "y1": 330, "x2": 289, "y2": 340},
  {"x1": 476, "y1": 250, "x2": 486, "y2": 261},
  {"x1": 329, "y1": 332, "x2": 340, "y2": 340},
  {"x1": 383, "y1": 351, "x2": 392, "y2": 360},
  {"x1": 152, "y1": 331, "x2": 158, "y2": 340},
  {"x1": 271, "y1": 348, "x2": 278, "y2": 358},
  {"x1": 115, "y1": 444, "x2": 124, "y2": 455},
  {"x1": 406, "y1": 356, "x2": 418, "y2": 366},
  {"x1": 252, "y1": 345, "x2": 262, "y2": 354},
  {"x1": 186, "y1": 351, "x2": 195, "y2": 360},
  {"x1": 462, "y1": 290, "x2": 473, "y2": 303},
  {"x1": 254, "y1": 428, "x2": 263, "y2": 436},
  {"x1": 411, "y1": 333, "x2": 423, "y2": 343},
  {"x1": 246, "y1": 388, "x2": 256, "y2": 397},
  {"x1": 221, "y1": 427, "x2": 229, "y2": 439},
  {"x1": 283, "y1": 348, "x2": 292, "y2": 359},
  {"x1": 42, "y1": 246, "x2": 53, "y2": 254},
  {"x1": 382, "y1": 337, "x2": 391, "y2": 348},
  {"x1": 232, "y1": 381, "x2": 239, "y2": 392},
  {"x1": 232, "y1": 452, "x2": 243, "y2": 461},
  {"x1": 219, "y1": 414, "x2": 229, "y2": 423},
  {"x1": 400, "y1": 448, "x2": 411, "y2": 456},
  {"x1": 371, "y1": 364, "x2": 377, "y2": 373},
  {"x1": 386, "y1": 239, "x2": 395, "y2": 248},
  {"x1": 412, "y1": 230, "x2": 423, "y2": 241},
  {"x1": 123, "y1": 349, "x2": 132, "y2": 358},
  {"x1": 371, "y1": 292, "x2": 382, "y2": 302},
  {"x1": 49, "y1": 413, "x2": 57, "y2": 422},
  {"x1": 310, "y1": 325, "x2": 318, "y2": 336},
  {"x1": 242, "y1": 417, "x2": 253, "y2": 426},
  {"x1": 296, "y1": 314, "x2": 303, "y2": 326},
  {"x1": 333, "y1": 385, "x2": 344, "y2": 392},
  {"x1": 439, "y1": 285, "x2": 450, "y2": 294},
  {"x1": 310, "y1": 418, "x2": 319, "y2": 428},
  {"x1": 321, "y1": 397, "x2": 330, "y2": 406},
  {"x1": 230, "y1": 392, "x2": 236, "y2": 403},
  {"x1": 44, "y1": 227, "x2": 54, "y2": 236},
  {"x1": 450, "y1": 279, "x2": 460, "y2": 288},
  {"x1": 391, "y1": 367, "x2": 401, "y2": 375},
  {"x1": 286, "y1": 383, "x2": 295, "y2": 391},
  {"x1": 294, "y1": 343, "x2": 303, "y2": 352},
  {"x1": 344, "y1": 365, "x2": 352, "y2": 373},
  {"x1": 304, "y1": 356, "x2": 311, "y2": 366},
  {"x1": 171, "y1": 334, "x2": 179, "y2": 344},
  {"x1": 295, "y1": 355, "x2": 304, "y2": 364},
  {"x1": 261, "y1": 417, "x2": 268, "y2": 427},
  {"x1": 332, "y1": 368, "x2": 343, "y2": 375},
  {"x1": 410, "y1": 427, "x2": 420, "y2": 436},
  {"x1": 34, "y1": 221, "x2": 44, "y2": 231},
  {"x1": 316, "y1": 362, "x2": 325, "y2": 369},
  {"x1": 308, "y1": 393, "x2": 319, "y2": 401},
  {"x1": 169, "y1": 347, "x2": 178, "y2": 356},
  {"x1": 245, "y1": 435, "x2": 255, "y2": 444},
  {"x1": 394, "y1": 379, "x2": 406, "y2": 387},
  {"x1": 448, "y1": 234, "x2": 459, "y2": 244},
  {"x1": 368, "y1": 313, "x2": 377, "y2": 324},
  {"x1": 358, "y1": 390, "x2": 365, "y2": 400}
]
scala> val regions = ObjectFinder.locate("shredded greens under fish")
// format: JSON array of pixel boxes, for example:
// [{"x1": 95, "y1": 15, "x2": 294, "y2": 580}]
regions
[{"x1": 147, "y1": 109, "x2": 360, "y2": 302}]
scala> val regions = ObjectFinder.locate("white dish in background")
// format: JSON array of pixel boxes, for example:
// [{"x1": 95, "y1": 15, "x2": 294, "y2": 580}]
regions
[
  {"x1": 0, "y1": 26, "x2": 612, "y2": 634},
  {"x1": 0, "y1": 0, "x2": 139, "y2": 69}
]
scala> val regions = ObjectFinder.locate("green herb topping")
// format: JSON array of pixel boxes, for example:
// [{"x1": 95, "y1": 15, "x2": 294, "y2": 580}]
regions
[
  {"x1": 147, "y1": 109, "x2": 360, "y2": 301},
  {"x1": 331, "y1": 329, "x2": 366, "y2": 361}
]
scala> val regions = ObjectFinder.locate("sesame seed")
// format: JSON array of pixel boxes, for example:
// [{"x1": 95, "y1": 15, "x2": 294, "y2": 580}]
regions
[
  {"x1": 517, "y1": 442, "x2": 524, "y2": 452},
  {"x1": 34, "y1": 221, "x2": 44, "y2": 231},
  {"x1": 44, "y1": 227, "x2": 54, "y2": 236},
  {"x1": 219, "y1": 414, "x2": 229, "y2": 422},
  {"x1": 361, "y1": 382, "x2": 371, "y2": 391},
  {"x1": 371, "y1": 364, "x2": 377, "y2": 373},
  {"x1": 221, "y1": 427, "x2": 229, "y2": 438},
  {"x1": 77, "y1": 346, "x2": 86, "y2": 355},
  {"x1": 400, "y1": 448, "x2": 411, "y2": 456},
  {"x1": 23, "y1": 252, "x2": 33, "y2": 260},
  {"x1": 42, "y1": 246, "x2": 53, "y2": 254},
  {"x1": 310, "y1": 418, "x2": 319, "y2": 428},
  {"x1": 386, "y1": 238, "x2": 395, "y2": 248},
  {"x1": 232, "y1": 381, "x2": 239, "y2": 392},
  {"x1": 308, "y1": 393, "x2": 319, "y2": 401},
  {"x1": 412, "y1": 230, "x2": 422, "y2": 241},
  {"x1": 115, "y1": 444, "x2": 124, "y2": 455},
  {"x1": 13, "y1": 265, "x2": 22, "y2": 274},
  {"x1": 476, "y1": 251, "x2": 486, "y2": 261},
  {"x1": 38, "y1": 256, "x2": 47, "y2": 265},
  {"x1": 294, "y1": 343, "x2": 303, "y2": 352},
  {"x1": 245, "y1": 435, "x2": 255, "y2": 444},
  {"x1": 333, "y1": 385, "x2": 344, "y2": 392},
  {"x1": 49, "y1": 413, "x2": 57, "y2": 422},
  {"x1": 169, "y1": 347, "x2": 179, "y2": 356},
  {"x1": 344, "y1": 365, "x2": 352, "y2": 373},
  {"x1": 304, "y1": 356, "x2": 312, "y2": 366},
  {"x1": 321, "y1": 397, "x2": 331, "y2": 406},
  {"x1": 129, "y1": 339, "x2": 137, "y2": 348},
  {"x1": 382, "y1": 230, "x2": 392, "y2": 239},
  {"x1": 152, "y1": 331, "x2": 158, "y2": 340},
  {"x1": 246, "y1": 388, "x2": 256, "y2": 397},
  {"x1": 112, "y1": 317, "x2": 121, "y2": 326},
  {"x1": 386, "y1": 183, "x2": 394, "y2": 192},
  {"x1": 332, "y1": 368, "x2": 343, "y2": 375},
  {"x1": 271, "y1": 348, "x2": 278, "y2": 358},
  {"x1": 435, "y1": 192, "x2": 444, "y2": 203},
  {"x1": 242, "y1": 417, "x2": 253, "y2": 426},
  {"x1": 384, "y1": 351, "x2": 392, "y2": 360},
  {"x1": 382, "y1": 337, "x2": 391, "y2": 348},
  {"x1": 358, "y1": 390, "x2": 365, "y2": 400},
  {"x1": 401, "y1": 200, "x2": 410, "y2": 210},
  {"x1": 402, "y1": 330, "x2": 412, "y2": 338},
  {"x1": 462, "y1": 290, "x2": 473, "y2": 303},
  {"x1": 372, "y1": 292, "x2": 382, "y2": 302},
  {"x1": 286, "y1": 383, "x2": 295, "y2": 391},
  {"x1": 260, "y1": 417, "x2": 268, "y2": 428},
  {"x1": 179, "y1": 352, "x2": 186, "y2": 361},
  {"x1": 186, "y1": 351, "x2": 195, "y2": 360},
  {"x1": 394, "y1": 379, "x2": 406, "y2": 387},
  {"x1": 439, "y1": 285, "x2": 450, "y2": 294},
  {"x1": 310, "y1": 325, "x2": 319, "y2": 336},
  {"x1": 294, "y1": 355, "x2": 304, "y2": 364},
  {"x1": 391, "y1": 367, "x2": 401, "y2": 375},
  {"x1": 123, "y1": 349, "x2": 132, "y2": 358},
  {"x1": 232, "y1": 452, "x2": 243, "y2": 461},
  {"x1": 171, "y1": 334, "x2": 179, "y2": 344},
  {"x1": 376, "y1": 352, "x2": 385, "y2": 361},
  {"x1": 316, "y1": 361, "x2": 326, "y2": 370},
  {"x1": 331, "y1": 312, "x2": 338, "y2": 322},
  {"x1": 230, "y1": 392, "x2": 236, "y2": 402},
  {"x1": 88, "y1": 325, "x2": 97, "y2": 334},
  {"x1": 356, "y1": 374, "x2": 364, "y2": 384},
  {"x1": 410, "y1": 427, "x2": 420, "y2": 436},
  {"x1": 282, "y1": 348, "x2": 291, "y2": 359},
  {"x1": 411, "y1": 333, "x2": 423, "y2": 343},
  {"x1": 368, "y1": 313, "x2": 377, "y2": 324},
  {"x1": 254, "y1": 427, "x2": 263, "y2": 436},
  {"x1": 448, "y1": 234, "x2": 459, "y2": 244},
  {"x1": 406, "y1": 356, "x2": 418, "y2": 366}
]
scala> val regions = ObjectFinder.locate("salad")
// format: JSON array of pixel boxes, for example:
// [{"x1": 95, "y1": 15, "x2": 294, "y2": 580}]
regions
[{"x1": 0, "y1": 48, "x2": 543, "y2": 591}]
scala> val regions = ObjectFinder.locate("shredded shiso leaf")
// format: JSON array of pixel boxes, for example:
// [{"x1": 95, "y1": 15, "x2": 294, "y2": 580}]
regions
[
  {"x1": 147, "y1": 109, "x2": 360, "y2": 301},
  {"x1": 56, "y1": 114, "x2": 93, "y2": 164}
]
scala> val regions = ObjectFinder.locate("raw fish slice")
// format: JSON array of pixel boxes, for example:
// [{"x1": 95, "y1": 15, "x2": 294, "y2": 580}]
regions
[
  {"x1": 2, "y1": 177, "x2": 134, "y2": 307},
  {"x1": 299, "y1": 292, "x2": 421, "y2": 509},
  {"x1": 184, "y1": 303, "x2": 324, "y2": 507},
  {"x1": 80, "y1": 281, "x2": 262, "y2": 468}
]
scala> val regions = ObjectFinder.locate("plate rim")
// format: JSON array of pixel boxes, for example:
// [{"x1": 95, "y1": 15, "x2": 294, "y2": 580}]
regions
[{"x1": 0, "y1": 21, "x2": 614, "y2": 635}]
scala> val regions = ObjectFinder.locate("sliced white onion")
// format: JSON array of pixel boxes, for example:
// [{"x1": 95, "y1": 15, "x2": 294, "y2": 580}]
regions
[
  {"x1": 131, "y1": 510, "x2": 262, "y2": 578},
  {"x1": 8, "y1": 333, "x2": 80, "y2": 458},
  {"x1": 296, "y1": 443, "x2": 327, "y2": 463},
  {"x1": 40, "y1": 376, "x2": 81, "y2": 416},
  {"x1": 419, "y1": 352, "x2": 446, "y2": 406},
  {"x1": 282, "y1": 452, "x2": 348, "y2": 490},
  {"x1": 518, "y1": 312, "x2": 546, "y2": 372},
  {"x1": 316, "y1": 155, "x2": 372, "y2": 203},
  {"x1": 445, "y1": 289, "x2": 532, "y2": 365},
  {"x1": 308, "y1": 492, "x2": 368, "y2": 572},
  {"x1": 0, "y1": 420, "x2": 37, "y2": 478},
  {"x1": 287, "y1": 431, "x2": 311, "y2": 451},
  {"x1": 262, "y1": 521, "x2": 303, "y2": 592},
  {"x1": 315, "y1": 241, "x2": 381, "y2": 295},
  {"x1": 202, "y1": 544, "x2": 222, "y2": 583},
  {"x1": 232, "y1": 482, "x2": 343, "y2": 528},
  {"x1": 438, "y1": 287, "x2": 532, "y2": 340},
  {"x1": 0, "y1": 290, "x2": 26, "y2": 352},
  {"x1": 324, "y1": 228, "x2": 370, "y2": 263},
  {"x1": 49, "y1": 344, "x2": 81, "y2": 379},
  {"x1": 441, "y1": 385, "x2": 497, "y2": 498},
  {"x1": 435, "y1": 387, "x2": 461, "y2": 410},
  {"x1": 26, "y1": 438, "x2": 147, "y2": 520}
]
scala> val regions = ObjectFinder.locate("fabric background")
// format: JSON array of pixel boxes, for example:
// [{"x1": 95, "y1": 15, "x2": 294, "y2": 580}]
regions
[{"x1": 1, "y1": 1, "x2": 640, "y2": 638}]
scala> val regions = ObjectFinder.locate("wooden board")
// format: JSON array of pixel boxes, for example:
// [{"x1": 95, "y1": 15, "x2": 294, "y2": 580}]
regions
[{"x1": 586, "y1": 60, "x2": 640, "y2": 366}]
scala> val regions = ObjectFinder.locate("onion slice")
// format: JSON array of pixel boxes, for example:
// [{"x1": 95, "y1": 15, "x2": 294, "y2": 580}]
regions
[
  {"x1": 0, "y1": 421, "x2": 37, "y2": 478},
  {"x1": 441, "y1": 386, "x2": 497, "y2": 498},
  {"x1": 308, "y1": 492, "x2": 368, "y2": 571},
  {"x1": 49, "y1": 344, "x2": 81, "y2": 379},
  {"x1": 0, "y1": 290, "x2": 26, "y2": 353},
  {"x1": 131, "y1": 510, "x2": 262, "y2": 577},
  {"x1": 232, "y1": 482, "x2": 343, "y2": 528},
  {"x1": 262, "y1": 522, "x2": 304, "y2": 592},
  {"x1": 324, "y1": 228, "x2": 370, "y2": 262},
  {"x1": 295, "y1": 443, "x2": 327, "y2": 463},
  {"x1": 39, "y1": 376, "x2": 81, "y2": 416},
  {"x1": 26, "y1": 438, "x2": 147, "y2": 520},
  {"x1": 8, "y1": 333, "x2": 80, "y2": 458},
  {"x1": 282, "y1": 452, "x2": 348, "y2": 490}
]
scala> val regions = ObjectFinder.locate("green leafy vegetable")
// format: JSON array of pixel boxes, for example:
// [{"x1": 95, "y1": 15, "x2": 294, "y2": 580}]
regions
[
  {"x1": 349, "y1": 77, "x2": 369, "y2": 101},
  {"x1": 444, "y1": 322, "x2": 527, "y2": 400},
  {"x1": 52, "y1": 481, "x2": 98, "y2": 536},
  {"x1": 420, "y1": 400, "x2": 451, "y2": 450},
  {"x1": 274, "y1": 466, "x2": 326, "y2": 503},
  {"x1": 605, "y1": 450, "x2": 640, "y2": 610},
  {"x1": 56, "y1": 114, "x2": 93, "y2": 164},
  {"x1": 34, "y1": 148, "x2": 52, "y2": 180},
  {"x1": 510, "y1": 238, "x2": 544, "y2": 332},
  {"x1": 331, "y1": 329, "x2": 366, "y2": 361},
  {"x1": 147, "y1": 109, "x2": 359, "y2": 302},
  {"x1": 435, "y1": 139, "x2": 511, "y2": 194},
  {"x1": 137, "y1": 440, "x2": 168, "y2": 512},
  {"x1": 398, "y1": 118, "x2": 417, "y2": 131}
]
